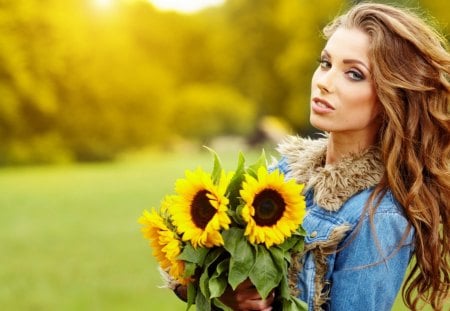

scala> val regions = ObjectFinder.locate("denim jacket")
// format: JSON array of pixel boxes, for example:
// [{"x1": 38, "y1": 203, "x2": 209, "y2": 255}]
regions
[{"x1": 275, "y1": 136, "x2": 414, "y2": 311}]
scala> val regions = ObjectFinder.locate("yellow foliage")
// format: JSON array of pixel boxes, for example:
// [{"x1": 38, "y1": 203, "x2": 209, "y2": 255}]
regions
[{"x1": 0, "y1": 0, "x2": 447, "y2": 164}]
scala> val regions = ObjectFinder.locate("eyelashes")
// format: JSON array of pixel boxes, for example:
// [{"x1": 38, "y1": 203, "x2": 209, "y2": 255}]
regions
[
  {"x1": 348, "y1": 70, "x2": 364, "y2": 81},
  {"x1": 316, "y1": 57, "x2": 365, "y2": 81},
  {"x1": 317, "y1": 58, "x2": 331, "y2": 68}
]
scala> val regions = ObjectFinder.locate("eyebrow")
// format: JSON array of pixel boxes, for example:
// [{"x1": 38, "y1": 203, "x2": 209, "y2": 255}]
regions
[{"x1": 322, "y1": 49, "x2": 371, "y2": 73}]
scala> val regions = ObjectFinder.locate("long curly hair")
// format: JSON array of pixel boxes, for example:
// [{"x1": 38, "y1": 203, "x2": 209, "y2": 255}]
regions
[{"x1": 324, "y1": 3, "x2": 450, "y2": 310}]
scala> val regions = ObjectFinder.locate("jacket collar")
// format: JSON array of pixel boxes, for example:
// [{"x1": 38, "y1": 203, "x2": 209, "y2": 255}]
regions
[{"x1": 277, "y1": 135, "x2": 384, "y2": 211}]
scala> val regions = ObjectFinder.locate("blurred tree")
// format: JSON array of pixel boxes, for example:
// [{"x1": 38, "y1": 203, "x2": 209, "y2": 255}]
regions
[
  {"x1": 170, "y1": 83, "x2": 256, "y2": 143},
  {"x1": 418, "y1": 0, "x2": 449, "y2": 38},
  {"x1": 0, "y1": 0, "x2": 448, "y2": 165},
  {"x1": 0, "y1": 0, "x2": 178, "y2": 163},
  {"x1": 216, "y1": 0, "x2": 290, "y2": 120},
  {"x1": 0, "y1": 0, "x2": 64, "y2": 164},
  {"x1": 54, "y1": 3, "x2": 176, "y2": 161}
]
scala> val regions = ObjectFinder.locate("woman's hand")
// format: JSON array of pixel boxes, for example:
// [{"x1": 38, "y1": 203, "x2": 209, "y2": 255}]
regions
[{"x1": 219, "y1": 279, "x2": 275, "y2": 311}]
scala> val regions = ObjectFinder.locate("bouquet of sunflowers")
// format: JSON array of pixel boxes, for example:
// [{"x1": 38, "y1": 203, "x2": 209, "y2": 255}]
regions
[{"x1": 139, "y1": 150, "x2": 307, "y2": 310}]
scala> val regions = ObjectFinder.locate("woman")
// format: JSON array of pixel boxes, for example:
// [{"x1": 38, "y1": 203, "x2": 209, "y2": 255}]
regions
[{"x1": 173, "y1": 2, "x2": 450, "y2": 310}]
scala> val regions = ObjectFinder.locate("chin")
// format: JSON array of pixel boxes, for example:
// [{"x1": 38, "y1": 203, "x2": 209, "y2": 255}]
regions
[{"x1": 309, "y1": 116, "x2": 331, "y2": 132}]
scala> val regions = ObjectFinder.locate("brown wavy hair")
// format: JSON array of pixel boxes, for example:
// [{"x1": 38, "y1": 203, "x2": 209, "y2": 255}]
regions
[{"x1": 323, "y1": 2, "x2": 450, "y2": 310}]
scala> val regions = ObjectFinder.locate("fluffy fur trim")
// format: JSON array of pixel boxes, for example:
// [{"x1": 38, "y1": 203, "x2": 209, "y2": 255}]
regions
[
  {"x1": 277, "y1": 135, "x2": 384, "y2": 211},
  {"x1": 158, "y1": 267, "x2": 178, "y2": 290}
]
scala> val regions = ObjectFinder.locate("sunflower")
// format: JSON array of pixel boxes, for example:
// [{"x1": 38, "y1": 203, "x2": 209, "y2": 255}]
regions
[
  {"x1": 169, "y1": 168, "x2": 232, "y2": 248},
  {"x1": 138, "y1": 208, "x2": 187, "y2": 284},
  {"x1": 240, "y1": 167, "x2": 305, "y2": 248}
]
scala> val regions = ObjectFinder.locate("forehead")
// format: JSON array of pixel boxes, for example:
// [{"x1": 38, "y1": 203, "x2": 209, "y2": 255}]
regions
[{"x1": 324, "y1": 27, "x2": 371, "y2": 64}]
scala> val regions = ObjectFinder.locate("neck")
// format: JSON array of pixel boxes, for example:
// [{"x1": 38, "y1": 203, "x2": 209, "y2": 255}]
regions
[{"x1": 326, "y1": 131, "x2": 377, "y2": 165}]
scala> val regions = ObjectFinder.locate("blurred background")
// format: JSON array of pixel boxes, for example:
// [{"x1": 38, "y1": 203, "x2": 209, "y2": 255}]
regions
[{"x1": 0, "y1": 0, "x2": 448, "y2": 309}]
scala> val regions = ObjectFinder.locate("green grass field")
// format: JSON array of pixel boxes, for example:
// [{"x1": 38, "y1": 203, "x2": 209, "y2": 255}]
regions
[{"x1": 0, "y1": 150, "x2": 437, "y2": 310}]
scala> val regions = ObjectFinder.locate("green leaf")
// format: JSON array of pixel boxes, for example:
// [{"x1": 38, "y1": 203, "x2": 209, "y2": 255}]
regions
[
  {"x1": 226, "y1": 209, "x2": 242, "y2": 226},
  {"x1": 268, "y1": 247, "x2": 288, "y2": 298},
  {"x1": 280, "y1": 295, "x2": 308, "y2": 311},
  {"x1": 269, "y1": 246, "x2": 285, "y2": 273},
  {"x1": 278, "y1": 273, "x2": 290, "y2": 299},
  {"x1": 292, "y1": 238, "x2": 305, "y2": 253},
  {"x1": 278, "y1": 233, "x2": 305, "y2": 254},
  {"x1": 203, "y1": 248, "x2": 225, "y2": 268},
  {"x1": 199, "y1": 248, "x2": 225, "y2": 298},
  {"x1": 204, "y1": 146, "x2": 222, "y2": 185},
  {"x1": 209, "y1": 259, "x2": 229, "y2": 298},
  {"x1": 226, "y1": 152, "x2": 246, "y2": 209},
  {"x1": 178, "y1": 244, "x2": 209, "y2": 265},
  {"x1": 229, "y1": 256, "x2": 253, "y2": 290},
  {"x1": 183, "y1": 261, "x2": 197, "y2": 278},
  {"x1": 222, "y1": 227, "x2": 244, "y2": 255},
  {"x1": 212, "y1": 298, "x2": 234, "y2": 311},
  {"x1": 290, "y1": 296, "x2": 308, "y2": 311},
  {"x1": 282, "y1": 299, "x2": 294, "y2": 311},
  {"x1": 249, "y1": 245, "x2": 281, "y2": 299},
  {"x1": 214, "y1": 257, "x2": 229, "y2": 275},
  {"x1": 199, "y1": 267, "x2": 210, "y2": 298},
  {"x1": 233, "y1": 203, "x2": 246, "y2": 226},
  {"x1": 277, "y1": 235, "x2": 298, "y2": 252},
  {"x1": 186, "y1": 282, "x2": 197, "y2": 311},
  {"x1": 246, "y1": 149, "x2": 267, "y2": 178},
  {"x1": 195, "y1": 290, "x2": 211, "y2": 311},
  {"x1": 296, "y1": 225, "x2": 307, "y2": 237},
  {"x1": 222, "y1": 228, "x2": 255, "y2": 289}
]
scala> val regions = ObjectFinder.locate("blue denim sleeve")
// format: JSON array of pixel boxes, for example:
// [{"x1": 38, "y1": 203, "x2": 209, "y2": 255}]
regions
[
  {"x1": 328, "y1": 211, "x2": 413, "y2": 311},
  {"x1": 269, "y1": 156, "x2": 290, "y2": 175}
]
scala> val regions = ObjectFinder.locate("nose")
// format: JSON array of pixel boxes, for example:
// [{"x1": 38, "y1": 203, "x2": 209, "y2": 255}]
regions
[
  {"x1": 317, "y1": 81, "x2": 330, "y2": 93},
  {"x1": 317, "y1": 82, "x2": 330, "y2": 93},
  {"x1": 315, "y1": 70, "x2": 334, "y2": 94}
]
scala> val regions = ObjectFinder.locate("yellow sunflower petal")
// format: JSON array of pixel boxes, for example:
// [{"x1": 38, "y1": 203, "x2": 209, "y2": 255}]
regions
[
  {"x1": 240, "y1": 167, "x2": 306, "y2": 247},
  {"x1": 169, "y1": 168, "x2": 231, "y2": 248},
  {"x1": 138, "y1": 208, "x2": 185, "y2": 282}
]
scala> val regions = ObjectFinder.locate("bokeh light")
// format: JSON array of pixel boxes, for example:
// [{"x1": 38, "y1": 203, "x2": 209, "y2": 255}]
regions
[
  {"x1": 148, "y1": 0, "x2": 225, "y2": 13},
  {"x1": 93, "y1": 0, "x2": 113, "y2": 9}
]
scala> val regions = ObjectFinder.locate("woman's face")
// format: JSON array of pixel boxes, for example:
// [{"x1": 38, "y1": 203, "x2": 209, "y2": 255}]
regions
[{"x1": 310, "y1": 27, "x2": 380, "y2": 139}]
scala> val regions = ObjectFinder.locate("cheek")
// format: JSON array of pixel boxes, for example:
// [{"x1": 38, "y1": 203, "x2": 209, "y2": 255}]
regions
[
  {"x1": 343, "y1": 90, "x2": 379, "y2": 122},
  {"x1": 345, "y1": 86, "x2": 376, "y2": 110},
  {"x1": 310, "y1": 69, "x2": 320, "y2": 90}
]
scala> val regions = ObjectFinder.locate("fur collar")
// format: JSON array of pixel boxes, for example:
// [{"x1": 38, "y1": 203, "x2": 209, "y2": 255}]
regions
[{"x1": 277, "y1": 135, "x2": 384, "y2": 211}]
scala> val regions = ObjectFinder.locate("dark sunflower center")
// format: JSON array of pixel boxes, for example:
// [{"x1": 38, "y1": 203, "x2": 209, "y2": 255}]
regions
[
  {"x1": 191, "y1": 190, "x2": 216, "y2": 229},
  {"x1": 253, "y1": 189, "x2": 286, "y2": 226}
]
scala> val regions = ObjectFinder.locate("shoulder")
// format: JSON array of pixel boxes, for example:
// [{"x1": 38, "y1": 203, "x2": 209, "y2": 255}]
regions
[
  {"x1": 303, "y1": 188, "x2": 411, "y2": 246},
  {"x1": 340, "y1": 188, "x2": 406, "y2": 224},
  {"x1": 336, "y1": 188, "x2": 411, "y2": 238}
]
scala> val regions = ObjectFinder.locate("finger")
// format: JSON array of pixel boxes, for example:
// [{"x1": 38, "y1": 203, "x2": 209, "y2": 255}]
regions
[
  {"x1": 243, "y1": 297, "x2": 273, "y2": 310},
  {"x1": 235, "y1": 278, "x2": 255, "y2": 290},
  {"x1": 241, "y1": 289, "x2": 263, "y2": 301},
  {"x1": 264, "y1": 290, "x2": 276, "y2": 305},
  {"x1": 249, "y1": 290, "x2": 275, "y2": 303},
  {"x1": 235, "y1": 285, "x2": 261, "y2": 302},
  {"x1": 239, "y1": 288, "x2": 275, "y2": 305}
]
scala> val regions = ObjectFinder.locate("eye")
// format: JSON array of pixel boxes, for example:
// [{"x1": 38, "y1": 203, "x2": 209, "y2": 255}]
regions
[
  {"x1": 347, "y1": 69, "x2": 364, "y2": 81},
  {"x1": 317, "y1": 58, "x2": 331, "y2": 69}
]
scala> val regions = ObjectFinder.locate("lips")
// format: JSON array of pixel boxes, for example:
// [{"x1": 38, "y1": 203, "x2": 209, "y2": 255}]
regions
[
  {"x1": 312, "y1": 97, "x2": 335, "y2": 109},
  {"x1": 311, "y1": 97, "x2": 335, "y2": 113}
]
